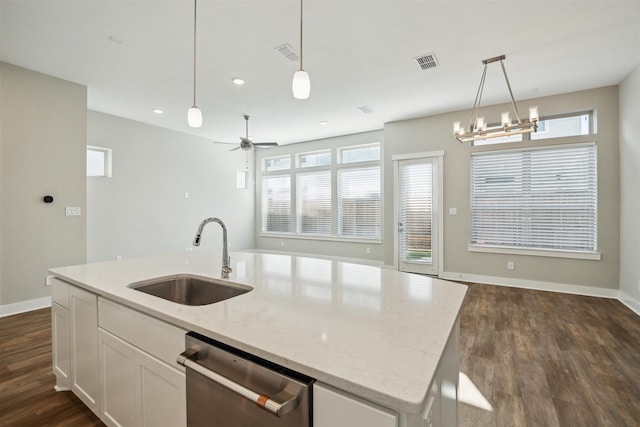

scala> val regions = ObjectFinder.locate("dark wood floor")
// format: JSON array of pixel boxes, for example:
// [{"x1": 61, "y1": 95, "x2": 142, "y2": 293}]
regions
[
  {"x1": 459, "y1": 283, "x2": 640, "y2": 427},
  {"x1": 0, "y1": 308, "x2": 104, "y2": 427},
  {"x1": 1, "y1": 283, "x2": 639, "y2": 426}
]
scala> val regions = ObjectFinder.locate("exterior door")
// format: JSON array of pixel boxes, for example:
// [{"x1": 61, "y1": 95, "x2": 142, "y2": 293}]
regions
[{"x1": 396, "y1": 157, "x2": 439, "y2": 275}]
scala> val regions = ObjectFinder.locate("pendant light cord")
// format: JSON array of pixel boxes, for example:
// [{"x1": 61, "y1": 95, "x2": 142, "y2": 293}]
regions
[
  {"x1": 299, "y1": 0, "x2": 303, "y2": 71},
  {"x1": 192, "y1": 0, "x2": 198, "y2": 107}
]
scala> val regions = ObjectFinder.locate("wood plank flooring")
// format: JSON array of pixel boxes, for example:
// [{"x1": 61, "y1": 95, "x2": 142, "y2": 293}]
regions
[
  {"x1": 459, "y1": 283, "x2": 640, "y2": 427},
  {"x1": 0, "y1": 308, "x2": 104, "y2": 426},
  {"x1": 1, "y1": 283, "x2": 638, "y2": 426}
]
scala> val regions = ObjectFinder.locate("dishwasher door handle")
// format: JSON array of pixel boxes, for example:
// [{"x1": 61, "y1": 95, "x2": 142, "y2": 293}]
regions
[{"x1": 177, "y1": 347, "x2": 299, "y2": 417}]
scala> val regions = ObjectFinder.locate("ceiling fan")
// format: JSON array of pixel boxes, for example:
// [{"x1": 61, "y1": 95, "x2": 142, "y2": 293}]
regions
[{"x1": 225, "y1": 115, "x2": 278, "y2": 151}]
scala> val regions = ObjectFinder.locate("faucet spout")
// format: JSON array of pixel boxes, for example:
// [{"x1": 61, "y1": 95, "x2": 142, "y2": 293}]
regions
[{"x1": 192, "y1": 217, "x2": 232, "y2": 279}]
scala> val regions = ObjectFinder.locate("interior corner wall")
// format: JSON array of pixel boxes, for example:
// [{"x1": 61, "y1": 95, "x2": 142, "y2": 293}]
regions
[
  {"x1": 86, "y1": 111, "x2": 255, "y2": 263},
  {"x1": 384, "y1": 86, "x2": 620, "y2": 291},
  {"x1": 0, "y1": 62, "x2": 87, "y2": 306},
  {"x1": 619, "y1": 64, "x2": 640, "y2": 303}
]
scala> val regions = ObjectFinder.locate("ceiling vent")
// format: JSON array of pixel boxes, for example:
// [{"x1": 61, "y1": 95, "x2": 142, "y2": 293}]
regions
[
  {"x1": 414, "y1": 53, "x2": 438, "y2": 71},
  {"x1": 274, "y1": 44, "x2": 299, "y2": 62},
  {"x1": 357, "y1": 105, "x2": 374, "y2": 114}
]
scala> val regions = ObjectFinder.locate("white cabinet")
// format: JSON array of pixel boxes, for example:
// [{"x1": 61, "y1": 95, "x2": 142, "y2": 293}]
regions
[
  {"x1": 51, "y1": 278, "x2": 71, "y2": 391},
  {"x1": 51, "y1": 302, "x2": 71, "y2": 390},
  {"x1": 314, "y1": 383, "x2": 398, "y2": 427},
  {"x1": 98, "y1": 298, "x2": 186, "y2": 427},
  {"x1": 98, "y1": 329, "x2": 186, "y2": 427},
  {"x1": 69, "y1": 285, "x2": 100, "y2": 415}
]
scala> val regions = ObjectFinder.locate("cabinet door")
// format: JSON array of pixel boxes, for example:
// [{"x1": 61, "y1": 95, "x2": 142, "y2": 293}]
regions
[
  {"x1": 99, "y1": 329, "x2": 139, "y2": 427},
  {"x1": 314, "y1": 383, "x2": 398, "y2": 427},
  {"x1": 70, "y1": 286, "x2": 100, "y2": 415},
  {"x1": 137, "y1": 349, "x2": 186, "y2": 427},
  {"x1": 52, "y1": 302, "x2": 71, "y2": 390}
]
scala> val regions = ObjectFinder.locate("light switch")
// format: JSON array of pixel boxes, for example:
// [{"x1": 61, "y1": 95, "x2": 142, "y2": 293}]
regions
[
  {"x1": 449, "y1": 207, "x2": 458, "y2": 215},
  {"x1": 65, "y1": 207, "x2": 81, "y2": 216}
]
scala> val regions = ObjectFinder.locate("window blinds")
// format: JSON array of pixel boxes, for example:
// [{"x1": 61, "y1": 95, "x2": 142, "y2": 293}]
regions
[
  {"x1": 470, "y1": 143, "x2": 597, "y2": 252},
  {"x1": 262, "y1": 175, "x2": 291, "y2": 233},
  {"x1": 297, "y1": 171, "x2": 332, "y2": 235},
  {"x1": 338, "y1": 166, "x2": 381, "y2": 238},
  {"x1": 399, "y1": 162, "x2": 433, "y2": 262}
]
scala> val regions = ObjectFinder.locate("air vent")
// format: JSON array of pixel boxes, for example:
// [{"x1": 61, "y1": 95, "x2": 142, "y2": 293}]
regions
[
  {"x1": 357, "y1": 106, "x2": 374, "y2": 114},
  {"x1": 274, "y1": 43, "x2": 299, "y2": 62},
  {"x1": 414, "y1": 53, "x2": 438, "y2": 71}
]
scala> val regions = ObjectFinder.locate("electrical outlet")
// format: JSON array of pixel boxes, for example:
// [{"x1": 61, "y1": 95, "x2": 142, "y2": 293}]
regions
[
  {"x1": 45, "y1": 275, "x2": 54, "y2": 286},
  {"x1": 280, "y1": 241, "x2": 285, "y2": 247},
  {"x1": 116, "y1": 255, "x2": 122, "y2": 260},
  {"x1": 507, "y1": 261, "x2": 515, "y2": 270},
  {"x1": 366, "y1": 247, "x2": 371, "y2": 255}
]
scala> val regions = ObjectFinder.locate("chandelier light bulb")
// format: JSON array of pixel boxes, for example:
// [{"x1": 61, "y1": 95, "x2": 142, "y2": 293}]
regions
[
  {"x1": 529, "y1": 106, "x2": 539, "y2": 122},
  {"x1": 453, "y1": 121, "x2": 461, "y2": 134},
  {"x1": 501, "y1": 112, "x2": 510, "y2": 127}
]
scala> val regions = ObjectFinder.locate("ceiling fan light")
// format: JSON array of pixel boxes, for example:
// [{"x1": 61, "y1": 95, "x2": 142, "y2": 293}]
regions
[
  {"x1": 292, "y1": 70, "x2": 311, "y2": 99},
  {"x1": 188, "y1": 106, "x2": 202, "y2": 128}
]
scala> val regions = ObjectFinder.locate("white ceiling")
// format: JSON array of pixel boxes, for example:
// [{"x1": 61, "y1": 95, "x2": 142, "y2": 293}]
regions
[{"x1": 1, "y1": 0, "x2": 639, "y2": 145}]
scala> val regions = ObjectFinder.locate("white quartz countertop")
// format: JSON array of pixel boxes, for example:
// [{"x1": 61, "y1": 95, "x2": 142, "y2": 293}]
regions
[{"x1": 50, "y1": 251, "x2": 467, "y2": 414}]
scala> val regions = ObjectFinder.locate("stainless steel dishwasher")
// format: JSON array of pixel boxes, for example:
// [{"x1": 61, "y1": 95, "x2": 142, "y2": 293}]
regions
[{"x1": 178, "y1": 332, "x2": 314, "y2": 427}]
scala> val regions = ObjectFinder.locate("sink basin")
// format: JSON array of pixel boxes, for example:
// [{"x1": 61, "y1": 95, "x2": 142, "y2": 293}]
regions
[{"x1": 128, "y1": 274, "x2": 252, "y2": 306}]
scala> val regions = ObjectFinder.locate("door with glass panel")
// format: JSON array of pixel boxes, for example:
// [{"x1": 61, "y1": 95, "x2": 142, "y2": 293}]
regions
[{"x1": 397, "y1": 157, "x2": 438, "y2": 275}]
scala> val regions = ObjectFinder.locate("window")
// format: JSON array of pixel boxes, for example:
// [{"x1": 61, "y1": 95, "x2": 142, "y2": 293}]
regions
[
  {"x1": 297, "y1": 171, "x2": 332, "y2": 235},
  {"x1": 473, "y1": 111, "x2": 592, "y2": 146},
  {"x1": 264, "y1": 156, "x2": 291, "y2": 172},
  {"x1": 338, "y1": 167, "x2": 381, "y2": 238},
  {"x1": 262, "y1": 175, "x2": 291, "y2": 233},
  {"x1": 470, "y1": 143, "x2": 597, "y2": 254},
  {"x1": 261, "y1": 143, "x2": 382, "y2": 240},
  {"x1": 87, "y1": 146, "x2": 112, "y2": 177}
]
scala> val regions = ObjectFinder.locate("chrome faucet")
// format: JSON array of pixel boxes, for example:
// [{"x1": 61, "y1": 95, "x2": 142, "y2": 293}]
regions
[{"x1": 193, "y1": 217, "x2": 232, "y2": 279}]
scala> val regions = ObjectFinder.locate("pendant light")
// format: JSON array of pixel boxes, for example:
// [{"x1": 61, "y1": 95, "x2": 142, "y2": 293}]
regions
[
  {"x1": 187, "y1": 0, "x2": 202, "y2": 127},
  {"x1": 292, "y1": 0, "x2": 310, "y2": 99}
]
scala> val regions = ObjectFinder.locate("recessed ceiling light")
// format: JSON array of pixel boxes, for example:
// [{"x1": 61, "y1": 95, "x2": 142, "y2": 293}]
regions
[
  {"x1": 232, "y1": 77, "x2": 245, "y2": 85},
  {"x1": 320, "y1": 121, "x2": 328, "y2": 126},
  {"x1": 152, "y1": 108, "x2": 163, "y2": 115}
]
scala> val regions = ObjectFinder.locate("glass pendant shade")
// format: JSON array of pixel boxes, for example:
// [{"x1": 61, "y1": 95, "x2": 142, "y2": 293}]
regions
[
  {"x1": 292, "y1": 70, "x2": 311, "y2": 99},
  {"x1": 188, "y1": 106, "x2": 202, "y2": 128}
]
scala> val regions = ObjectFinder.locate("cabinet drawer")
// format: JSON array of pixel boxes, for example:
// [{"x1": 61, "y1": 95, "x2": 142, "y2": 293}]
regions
[
  {"x1": 51, "y1": 277, "x2": 70, "y2": 308},
  {"x1": 98, "y1": 298, "x2": 186, "y2": 369}
]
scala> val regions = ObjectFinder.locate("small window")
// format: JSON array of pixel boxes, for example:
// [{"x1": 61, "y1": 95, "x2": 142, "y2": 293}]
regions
[
  {"x1": 339, "y1": 143, "x2": 380, "y2": 164},
  {"x1": 298, "y1": 150, "x2": 331, "y2": 168},
  {"x1": 531, "y1": 113, "x2": 591, "y2": 140},
  {"x1": 264, "y1": 156, "x2": 291, "y2": 172},
  {"x1": 87, "y1": 146, "x2": 112, "y2": 177}
]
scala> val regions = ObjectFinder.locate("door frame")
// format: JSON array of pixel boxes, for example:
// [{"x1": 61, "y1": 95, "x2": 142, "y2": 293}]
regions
[{"x1": 392, "y1": 151, "x2": 444, "y2": 277}]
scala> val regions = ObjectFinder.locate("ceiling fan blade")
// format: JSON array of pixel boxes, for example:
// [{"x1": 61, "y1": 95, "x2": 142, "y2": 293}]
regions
[
  {"x1": 211, "y1": 140, "x2": 237, "y2": 146},
  {"x1": 230, "y1": 146, "x2": 241, "y2": 151},
  {"x1": 254, "y1": 142, "x2": 278, "y2": 147}
]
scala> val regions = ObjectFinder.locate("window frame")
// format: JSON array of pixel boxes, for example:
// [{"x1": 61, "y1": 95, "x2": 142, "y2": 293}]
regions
[
  {"x1": 260, "y1": 142, "x2": 383, "y2": 243},
  {"x1": 469, "y1": 137, "x2": 600, "y2": 261}
]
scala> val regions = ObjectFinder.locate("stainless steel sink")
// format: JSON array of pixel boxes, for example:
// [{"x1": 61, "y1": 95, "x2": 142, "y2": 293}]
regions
[{"x1": 128, "y1": 274, "x2": 252, "y2": 306}]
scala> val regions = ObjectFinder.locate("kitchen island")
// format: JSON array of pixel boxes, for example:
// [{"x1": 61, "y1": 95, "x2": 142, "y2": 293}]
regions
[{"x1": 49, "y1": 251, "x2": 467, "y2": 427}]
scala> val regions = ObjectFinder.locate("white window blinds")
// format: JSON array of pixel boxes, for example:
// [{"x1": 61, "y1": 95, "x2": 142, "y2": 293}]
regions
[
  {"x1": 262, "y1": 175, "x2": 291, "y2": 233},
  {"x1": 470, "y1": 143, "x2": 597, "y2": 252},
  {"x1": 297, "y1": 171, "x2": 332, "y2": 235},
  {"x1": 399, "y1": 161, "x2": 433, "y2": 262},
  {"x1": 338, "y1": 166, "x2": 381, "y2": 238}
]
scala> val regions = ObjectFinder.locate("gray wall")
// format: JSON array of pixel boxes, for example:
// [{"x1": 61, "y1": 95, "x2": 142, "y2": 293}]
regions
[
  {"x1": 87, "y1": 111, "x2": 255, "y2": 262},
  {"x1": 0, "y1": 62, "x2": 87, "y2": 306},
  {"x1": 254, "y1": 130, "x2": 385, "y2": 262},
  {"x1": 385, "y1": 86, "x2": 620, "y2": 290},
  {"x1": 619, "y1": 64, "x2": 640, "y2": 303},
  {"x1": 258, "y1": 87, "x2": 621, "y2": 292}
]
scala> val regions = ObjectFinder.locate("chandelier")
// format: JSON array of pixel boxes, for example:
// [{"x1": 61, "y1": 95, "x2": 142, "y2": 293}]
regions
[{"x1": 453, "y1": 55, "x2": 538, "y2": 143}]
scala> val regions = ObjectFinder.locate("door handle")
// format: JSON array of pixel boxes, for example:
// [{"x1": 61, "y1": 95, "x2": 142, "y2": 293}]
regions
[{"x1": 177, "y1": 347, "x2": 298, "y2": 417}]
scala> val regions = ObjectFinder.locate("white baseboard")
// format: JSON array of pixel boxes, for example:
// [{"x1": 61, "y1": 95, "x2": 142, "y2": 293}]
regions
[
  {"x1": 441, "y1": 271, "x2": 619, "y2": 299},
  {"x1": 0, "y1": 296, "x2": 51, "y2": 318},
  {"x1": 618, "y1": 291, "x2": 640, "y2": 316}
]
